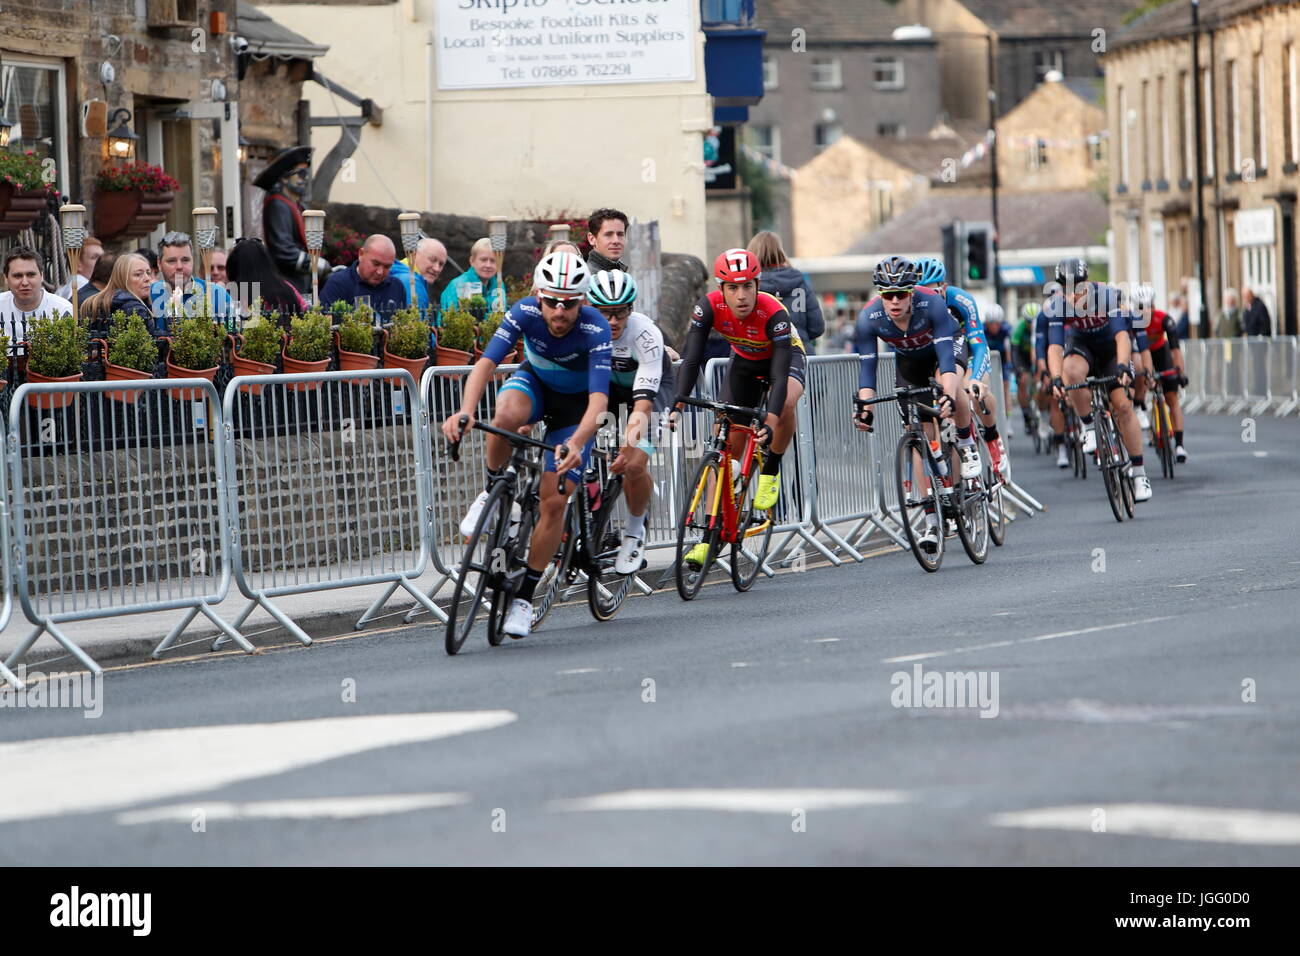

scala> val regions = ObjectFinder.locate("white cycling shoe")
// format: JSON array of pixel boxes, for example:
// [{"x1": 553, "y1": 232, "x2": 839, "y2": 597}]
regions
[
  {"x1": 918, "y1": 525, "x2": 940, "y2": 553},
  {"x1": 958, "y1": 443, "x2": 982, "y2": 479},
  {"x1": 1175, "y1": 444, "x2": 1188, "y2": 463},
  {"x1": 1056, "y1": 443, "x2": 1070, "y2": 468},
  {"x1": 503, "y1": 598, "x2": 533, "y2": 638},
  {"x1": 1082, "y1": 428, "x2": 1097, "y2": 455},
  {"x1": 1136, "y1": 407, "x2": 1151, "y2": 430},
  {"x1": 460, "y1": 490, "x2": 492, "y2": 537},
  {"x1": 614, "y1": 534, "x2": 645, "y2": 575},
  {"x1": 1132, "y1": 474, "x2": 1153, "y2": 502}
]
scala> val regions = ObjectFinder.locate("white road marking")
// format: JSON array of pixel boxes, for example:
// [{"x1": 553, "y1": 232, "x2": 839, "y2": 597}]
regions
[
  {"x1": 1252, "y1": 451, "x2": 1269, "y2": 458},
  {"x1": 730, "y1": 662, "x2": 753, "y2": 668},
  {"x1": 550, "y1": 788, "x2": 909, "y2": 814},
  {"x1": 0, "y1": 711, "x2": 516, "y2": 824},
  {"x1": 557, "y1": 668, "x2": 600, "y2": 675},
  {"x1": 992, "y1": 612, "x2": 1013, "y2": 617},
  {"x1": 991, "y1": 804, "x2": 1300, "y2": 846},
  {"x1": 1170, "y1": 583, "x2": 1197, "y2": 588},
  {"x1": 116, "y1": 793, "x2": 468, "y2": 825},
  {"x1": 882, "y1": 616, "x2": 1175, "y2": 664},
  {"x1": 811, "y1": 638, "x2": 841, "y2": 644}
]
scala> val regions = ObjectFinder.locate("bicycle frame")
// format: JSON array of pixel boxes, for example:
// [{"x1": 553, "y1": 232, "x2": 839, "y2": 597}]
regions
[{"x1": 679, "y1": 396, "x2": 767, "y2": 545}]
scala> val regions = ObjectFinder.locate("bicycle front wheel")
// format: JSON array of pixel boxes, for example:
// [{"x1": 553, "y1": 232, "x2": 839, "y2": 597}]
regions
[
  {"x1": 587, "y1": 481, "x2": 635, "y2": 621},
  {"x1": 1096, "y1": 413, "x2": 1125, "y2": 523},
  {"x1": 446, "y1": 483, "x2": 511, "y2": 655},
  {"x1": 731, "y1": 454, "x2": 774, "y2": 592},
  {"x1": 895, "y1": 434, "x2": 943, "y2": 573},
  {"x1": 950, "y1": 445, "x2": 989, "y2": 565},
  {"x1": 675, "y1": 453, "x2": 723, "y2": 600},
  {"x1": 983, "y1": 444, "x2": 1006, "y2": 548},
  {"x1": 531, "y1": 501, "x2": 577, "y2": 632}
]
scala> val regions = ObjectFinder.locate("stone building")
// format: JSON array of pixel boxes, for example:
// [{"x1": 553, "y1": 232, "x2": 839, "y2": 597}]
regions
[
  {"x1": 996, "y1": 74, "x2": 1107, "y2": 193},
  {"x1": 1105, "y1": 0, "x2": 1299, "y2": 335}
]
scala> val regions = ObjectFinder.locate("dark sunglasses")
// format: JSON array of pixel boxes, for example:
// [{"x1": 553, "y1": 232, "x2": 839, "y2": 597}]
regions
[
  {"x1": 880, "y1": 290, "x2": 912, "y2": 301},
  {"x1": 598, "y1": 306, "x2": 632, "y2": 320},
  {"x1": 540, "y1": 296, "x2": 581, "y2": 310}
]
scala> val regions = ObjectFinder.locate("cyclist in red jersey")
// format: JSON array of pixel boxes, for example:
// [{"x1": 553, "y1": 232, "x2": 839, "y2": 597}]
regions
[{"x1": 1133, "y1": 289, "x2": 1189, "y2": 462}]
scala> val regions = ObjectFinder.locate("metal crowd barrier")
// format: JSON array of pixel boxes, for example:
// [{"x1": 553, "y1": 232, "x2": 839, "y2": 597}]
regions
[
  {"x1": 217, "y1": 368, "x2": 439, "y2": 646},
  {"x1": 0, "y1": 416, "x2": 19, "y2": 688},
  {"x1": 1181, "y1": 339, "x2": 1208, "y2": 413},
  {"x1": 1180, "y1": 336, "x2": 1299, "y2": 417},
  {"x1": 988, "y1": 353, "x2": 1044, "y2": 516},
  {"x1": 4, "y1": 379, "x2": 245, "y2": 678}
]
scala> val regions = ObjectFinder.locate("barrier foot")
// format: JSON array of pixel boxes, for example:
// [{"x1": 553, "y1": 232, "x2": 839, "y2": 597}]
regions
[
  {"x1": 404, "y1": 572, "x2": 451, "y2": 623},
  {"x1": 214, "y1": 595, "x2": 311, "y2": 649},
  {"x1": 197, "y1": 603, "x2": 253, "y2": 653},
  {"x1": 153, "y1": 607, "x2": 201, "y2": 658},
  {"x1": 3, "y1": 625, "x2": 45, "y2": 678},
  {"x1": 796, "y1": 526, "x2": 842, "y2": 566},
  {"x1": 0, "y1": 658, "x2": 24, "y2": 690},
  {"x1": 1005, "y1": 481, "x2": 1045, "y2": 513},
  {"x1": 395, "y1": 577, "x2": 448, "y2": 625},
  {"x1": 1276, "y1": 400, "x2": 1298, "y2": 417},
  {"x1": 817, "y1": 524, "x2": 865, "y2": 562},
  {"x1": 865, "y1": 513, "x2": 909, "y2": 550},
  {"x1": 356, "y1": 581, "x2": 402, "y2": 628},
  {"x1": 630, "y1": 573, "x2": 655, "y2": 596},
  {"x1": 41, "y1": 622, "x2": 103, "y2": 677}
]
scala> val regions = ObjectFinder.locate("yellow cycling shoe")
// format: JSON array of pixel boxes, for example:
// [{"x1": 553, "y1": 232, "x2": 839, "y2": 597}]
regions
[
  {"x1": 683, "y1": 542, "x2": 711, "y2": 567},
  {"x1": 754, "y1": 473, "x2": 781, "y2": 510}
]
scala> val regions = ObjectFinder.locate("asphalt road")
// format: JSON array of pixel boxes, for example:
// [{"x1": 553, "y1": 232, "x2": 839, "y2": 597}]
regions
[{"x1": 2, "y1": 412, "x2": 1297, "y2": 865}]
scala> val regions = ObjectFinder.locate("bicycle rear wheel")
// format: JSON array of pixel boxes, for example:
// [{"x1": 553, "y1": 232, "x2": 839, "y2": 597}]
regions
[
  {"x1": 984, "y1": 445, "x2": 1006, "y2": 547},
  {"x1": 1096, "y1": 413, "x2": 1125, "y2": 523},
  {"x1": 950, "y1": 445, "x2": 989, "y2": 564},
  {"x1": 1156, "y1": 398, "x2": 1175, "y2": 479},
  {"x1": 895, "y1": 434, "x2": 943, "y2": 573},
  {"x1": 486, "y1": 502, "x2": 536, "y2": 647},
  {"x1": 731, "y1": 452, "x2": 774, "y2": 592},
  {"x1": 675, "y1": 453, "x2": 724, "y2": 600},
  {"x1": 587, "y1": 481, "x2": 635, "y2": 621},
  {"x1": 446, "y1": 483, "x2": 511, "y2": 655}
]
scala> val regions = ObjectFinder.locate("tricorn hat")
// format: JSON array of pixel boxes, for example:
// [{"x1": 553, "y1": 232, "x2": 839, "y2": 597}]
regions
[{"x1": 253, "y1": 145, "x2": 312, "y2": 190}]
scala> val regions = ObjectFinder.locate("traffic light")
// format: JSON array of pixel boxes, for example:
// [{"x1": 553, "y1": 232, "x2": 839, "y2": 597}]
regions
[
  {"x1": 965, "y1": 223, "x2": 992, "y2": 285},
  {"x1": 941, "y1": 222, "x2": 959, "y2": 290}
]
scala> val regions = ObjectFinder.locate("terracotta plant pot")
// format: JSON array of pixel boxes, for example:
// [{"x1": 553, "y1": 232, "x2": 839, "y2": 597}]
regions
[
  {"x1": 93, "y1": 190, "x2": 176, "y2": 241},
  {"x1": 103, "y1": 361, "x2": 152, "y2": 403},
  {"x1": 435, "y1": 345, "x2": 473, "y2": 367},
  {"x1": 0, "y1": 183, "x2": 48, "y2": 239},
  {"x1": 165, "y1": 357, "x2": 217, "y2": 401},
  {"x1": 231, "y1": 353, "x2": 277, "y2": 395},
  {"x1": 281, "y1": 353, "x2": 329, "y2": 391},
  {"x1": 24, "y1": 369, "x2": 84, "y2": 409},
  {"x1": 382, "y1": 347, "x2": 428, "y2": 387},
  {"x1": 334, "y1": 330, "x2": 380, "y2": 385}
]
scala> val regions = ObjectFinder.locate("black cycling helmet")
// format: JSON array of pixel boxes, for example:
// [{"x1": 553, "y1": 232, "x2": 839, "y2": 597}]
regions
[
  {"x1": 1055, "y1": 257, "x2": 1088, "y2": 285},
  {"x1": 873, "y1": 255, "x2": 919, "y2": 292}
]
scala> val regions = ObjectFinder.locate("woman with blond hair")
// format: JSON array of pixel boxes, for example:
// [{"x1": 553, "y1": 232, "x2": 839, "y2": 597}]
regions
[
  {"x1": 439, "y1": 236, "x2": 508, "y2": 312},
  {"x1": 747, "y1": 230, "x2": 824, "y2": 352},
  {"x1": 81, "y1": 252, "x2": 156, "y2": 331}
]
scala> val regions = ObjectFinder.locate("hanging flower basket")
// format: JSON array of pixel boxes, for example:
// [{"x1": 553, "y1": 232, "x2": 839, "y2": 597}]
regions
[
  {"x1": 93, "y1": 162, "x2": 180, "y2": 240},
  {"x1": 0, "y1": 182, "x2": 49, "y2": 239}
]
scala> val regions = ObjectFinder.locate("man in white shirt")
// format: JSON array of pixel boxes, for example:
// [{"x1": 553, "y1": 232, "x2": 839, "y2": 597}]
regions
[
  {"x1": 54, "y1": 235, "x2": 104, "y2": 305},
  {"x1": 0, "y1": 247, "x2": 74, "y2": 346}
]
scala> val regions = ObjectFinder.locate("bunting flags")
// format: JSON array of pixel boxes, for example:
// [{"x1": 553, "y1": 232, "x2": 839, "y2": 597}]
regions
[{"x1": 739, "y1": 143, "x2": 796, "y2": 180}]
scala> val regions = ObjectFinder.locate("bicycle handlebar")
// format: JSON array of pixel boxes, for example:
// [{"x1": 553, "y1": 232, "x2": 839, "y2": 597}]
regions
[
  {"x1": 856, "y1": 385, "x2": 942, "y2": 417},
  {"x1": 675, "y1": 394, "x2": 767, "y2": 422}
]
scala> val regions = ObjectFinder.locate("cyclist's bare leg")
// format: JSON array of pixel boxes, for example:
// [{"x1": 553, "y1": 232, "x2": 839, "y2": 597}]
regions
[
  {"x1": 771, "y1": 377, "x2": 803, "y2": 455},
  {"x1": 1063, "y1": 354, "x2": 1091, "y2": 418},
  {"x1": 1111, "y1": 384, "x2": 1142, "y2": 458},
  {"x1": 487, "y1": 389, "x2": 533, "y2": 471},
  {"x1": 527, "y1": 472, "x2": 573, "y2": 574}
]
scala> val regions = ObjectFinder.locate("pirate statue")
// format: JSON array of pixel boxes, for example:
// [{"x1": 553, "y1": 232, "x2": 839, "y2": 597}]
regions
[{"x1": 254, "y1": 145, "x2": 326, "y2": 294}]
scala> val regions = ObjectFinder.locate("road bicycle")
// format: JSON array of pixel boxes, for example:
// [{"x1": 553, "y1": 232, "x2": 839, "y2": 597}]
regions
[
  {"x1": 1146, "y1": 367, "x2": 1180, "y2": 480},
  {"x1": 1064, "y1": 376, "x2": 1134, "y2": 523},
  {"x1": 673, "y1": 395, "x2": 775, "y2": 600},
  {"x1": 444, "y1": 419, "x2": 567, "y2": 655},
  {"x1": 971, "y1": 390, "x2": 1007, "y2": 548},
  {"x1": 857, "y1": 383, "x2": 989, "y2": 572}
]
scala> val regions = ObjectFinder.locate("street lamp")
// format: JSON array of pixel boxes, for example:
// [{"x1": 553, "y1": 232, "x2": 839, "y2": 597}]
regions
[
  {"x1": 59, "y1": 204, "x2": 87, "y2": 318},
  {"x1": 303, "y1": 209, "x2": 325, "y2": 308},
  {"x1": 488, "y1": 215, "x2": 508, "y2": 312},
  {"x1": 397, "y1": 212, "x2": 421, "y2": 312},
  {"x1": 105, "y1": 108, "x2": 139, "y2": 161},
  {"x1": 193, "y1": 206, "x2": 219, "y2": 317}
]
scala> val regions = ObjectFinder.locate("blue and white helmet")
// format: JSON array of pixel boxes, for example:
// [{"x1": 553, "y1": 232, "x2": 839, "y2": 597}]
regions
[
  {"x1": 587, "y1": 269, "x2": 638, "y2": 308},
  {"x1": 916, "y1": 257, "x2": 947, "y2": 287},
  {"x1": 533, "y1": 251, "x2": 591, "y2": 298}
]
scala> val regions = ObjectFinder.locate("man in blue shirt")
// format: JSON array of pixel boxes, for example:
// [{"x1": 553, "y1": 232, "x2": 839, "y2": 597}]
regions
[
  {"x1": 389, "y1": 236, "x2": 448, "y2": 317},
  {"x1": 441, "y1": 251, "x2": 611, "y2": 639},
  {"x1": 149, "y1": 232, "x2": 236, "y2": 335},
  {"x1": 320, "y1": 234, "x2": 408, "y2": 321}
]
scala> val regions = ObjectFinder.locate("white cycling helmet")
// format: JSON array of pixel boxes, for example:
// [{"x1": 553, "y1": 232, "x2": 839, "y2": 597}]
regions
[
  {"x1": 984, "y1": 302, "x2": 1005, "y2": 324},
  {"x1": 533, "y1": 251, "x2": 591, "y2": 298}
]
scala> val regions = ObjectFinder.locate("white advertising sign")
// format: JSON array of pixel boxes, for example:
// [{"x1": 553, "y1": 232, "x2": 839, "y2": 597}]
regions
[{"x1": 436, "y1": 0, "x2": 697, "y2": 90}]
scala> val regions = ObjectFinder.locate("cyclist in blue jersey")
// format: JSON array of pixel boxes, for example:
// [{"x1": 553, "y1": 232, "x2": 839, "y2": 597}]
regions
[
  {"x1": 442, "y1": 251, "x2": 613, "y2": 637},
  {"x1": 915, "y1": 257, "x2": 1006, "y2": 478},
  {"x1": 852, "y1": 256, "x2": 975, "y2": 554},
  {"x1": 1045, "y1": 257, "x2": 1151, "y2": 502}
]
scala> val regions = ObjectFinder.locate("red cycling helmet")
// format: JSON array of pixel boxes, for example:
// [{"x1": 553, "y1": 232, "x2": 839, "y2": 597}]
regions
[{"x1": 713, "y1": 248, "x2": 761, "y2": 284}]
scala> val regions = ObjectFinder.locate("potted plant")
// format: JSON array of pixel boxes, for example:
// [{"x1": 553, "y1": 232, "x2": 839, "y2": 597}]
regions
[
  {"x1": 230, "y1": 312, "x2": 283, "y2": 395},
  {"x1": 102, "y1": 311, "x2": 158, "y2": 403},
  {"x1": 436, "y1": 306, "x2": 476, "y2": 366},
  {"x1": 165, "y1": 314, "x2": 224, "y2": 400},
  {"x1": 0, "y1": 332, "x2": 10, "y2": 391},
  {"x1": 25, "y1": 312, "x2": 87, "y2": 409},
  {"x1": 282, "y1": 308, "x2": 332, "y2": 390},
  {"x1": 335, "y1": 306, "x2": 379, "y2": 384},
  {"x1": 382, "y1": 307, "x2": 432, "y2": 381},
  {"x1": 0, "y1": 150, "x2": 51, "y2": 238},
  {"x1": 93, "y1": 161, "x2": 179, "y2": 240}
]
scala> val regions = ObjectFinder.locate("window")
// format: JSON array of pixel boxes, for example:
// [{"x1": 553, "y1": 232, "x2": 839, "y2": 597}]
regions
[
  {"x1": 1118, "y1": 84, "x2": 1129, "y2": 184},
  {"x1": 0, "y1": 56, "x2": 70, "y2": 195},
  {"x1": 872, "y1": 182, "x2": 894, "y2": 224},
  {"x1": 1034, "y1": 49, "x2": 1064, "y2": 81},
  {"x1": 814, "y1": 122, "x2": 842, "y2": 152},
  {"x1": 1036, "y1": 138, "x2": 1049, "y2": 168},
  {"x1": 873, "y1": 57, "x2": 904, "y2": 90},
  {"x1": 1202, "y1": 67, "x2": 1215, "y2": 176},
  {"x1": 1287, "y1": 45, "x2": 1299, "y2": 166},
  {"x1": 1181, "y1": 70, "x2": 1193, "y2": 180},
  {"x1": 745, "y1": 124, "x2": 780, "y2": 163},
  {"x1": 1088, "y1": 134, "x2": 1106, "y2": 165},
  {"x1": 1159, "y1": 75, "x2": 1170, "y2": 180},
  {"x1": 810, "y1": 57, "x2": 842, "y2": 91},
  {"x1": 762, "y1": 53, "x2": 778, "y2": 91},
  {"x1": 876, "y1": 121, "x2": 905, "y2": 138},
  {"x1": 1255, "y1": 52, "x2": 1267, "y2": 173},
  {"x1": 701, "y1": 0, "x2": 753, "y2": 26},
  {"x1": 1141, "y1": 79, "x2": 1150, "y2": 181},
  {"x1": 1228, "y1": 60, "x2": 1240, "y2": 174}
]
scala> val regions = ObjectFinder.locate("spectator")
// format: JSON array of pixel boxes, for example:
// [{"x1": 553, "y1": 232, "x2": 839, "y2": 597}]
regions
[
  {"x1": 148, "y1": 232, "x2": 236, "y2": 333},
  {"x1": 209, "y1": 247, "x2": 229, "y2": 289},
  {"x1": 226, "y1": 237, "x2": 306, "y2": 325},
  {"x1": 0, "y1": 247, "x2": 73, "y2": 344},
  {"x1": 389, "y1": 236, "x2": 448, "y2": 315},
  {"x1": 747, "y1": 230, "x2": 824, "y2": 351},
  {"x1": 438, "y1": 237, "x2": 506, "y2": 313},
  {"x1": 1242, "y1": 286, "x2": 1272, "y2": 336},
  {"x1": 321, "y1": 234, "x2": 408, "y2": 322},
  {"x1": 55, "y1": 235, "x2": 104, "y2": 303},
  {"x1": 135, "y1": 247, "x2": 160, "y2": 281},
  {"x1": 81, "y1": 253, "x2": 155, "y2": 328},
  {"x1": 85, "y1": 252, "x2": 117, "y2": 299},
  {"x1": 586, "y1": 208, "x2": 628, "y2": 273},
  {"x1": 1215, "y1": 288, "x2": 1242, "y2": 337},
  {"x1": 543, "y1": 238, "x2": 582, "y2": 259}
]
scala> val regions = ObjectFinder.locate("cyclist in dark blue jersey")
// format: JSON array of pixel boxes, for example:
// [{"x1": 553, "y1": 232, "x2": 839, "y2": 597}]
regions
[
  {"x1": 1045, "y1": 257, "x2": 1151, "y2": 502},
  {"x1": 442, "y1": 251, "x2": 612, "y2": 637},
  {"x1": 852, "y1": 256, "x2": 976, "y2": 553}
]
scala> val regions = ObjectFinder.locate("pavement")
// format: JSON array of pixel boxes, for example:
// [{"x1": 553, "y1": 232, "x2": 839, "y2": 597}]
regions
[{"x1": 1, "y1": 412, "x2": 1297, "y2": 865}]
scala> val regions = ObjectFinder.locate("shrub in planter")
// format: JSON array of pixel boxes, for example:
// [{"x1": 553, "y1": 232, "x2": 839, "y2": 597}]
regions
[
  {"x1": 238, "y1": 316, "x2": 283, "y2": 366},
  {"x1": 383, "y1": 307, "x2": 432, "y2": 383},
  {"x1": 477, "y1": 311, "x2": 504, "y2": 348},
  {"x1": 337, "y1": 309, "x2": 375, "y2": 355},
  {"x1": 26, "y1": 312, "x2": 87, "y2": 408},
  {"x1": 166, "y1": 315, "x2": 224, "y2": 400},
  {"x1": 329, "y1": 299, "x2": 353, "y2": 323},
  {"x1": 0, "y1": 332, "x2": 9, "y2": 388},
  {"x1": 103, "y1": 311, "x2": 158, "y2": 403},
  {"x1": 283, "y1": 308, "x2": 332, "y2": 390},
  {"x1": 437, "y1": 307, "x2": 477, "y2": 358}
]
